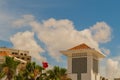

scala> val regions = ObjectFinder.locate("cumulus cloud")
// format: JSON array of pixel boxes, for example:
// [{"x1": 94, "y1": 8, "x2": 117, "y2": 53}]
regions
[
  {"x1": 100, "y1": 58, "x2": 120, "y2": 80},
  {"x1": 90, "y1": 22, "x2": 112, "y2": 43},
  {"x1": 29, "y1": 18, "x2": 100, "y2": 61},
  {"x1": 10, "y1": 31, "x2": 46, "y2": 62},
  {"x1": 12, "y1": 15, "x2": 112, "y2": 62},
  {"x1": 106, "y1": 59, "x2": 119, "y2": 80}
]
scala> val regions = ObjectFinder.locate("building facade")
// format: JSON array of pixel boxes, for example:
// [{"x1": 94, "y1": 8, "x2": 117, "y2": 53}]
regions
[
  {"x1": 0, "y1": 47, "x2": 31, "y2": 64},
  {"x1": 61, "y1": 43, "x2": 105, "y2": 80}
]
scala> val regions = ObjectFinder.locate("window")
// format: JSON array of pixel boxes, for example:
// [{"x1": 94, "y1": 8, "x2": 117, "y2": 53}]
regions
[
  {"x1": 72, "y1": 52, "x2": 87, "y2": 57},
  {"x1": 27, "y1": 58, "x2": 30, "y2": 60},
  {"x1": 24, "y1": 54, "x2": 27, "y2": 56},
  {"x1": 17, "y1": 57, "x2": 19, "y2": 58},
  {"x1": 72, "y1": 57, "x2": 87, "y2": 80},
  {"x1": 15, "y1": 53, "x2": 18, "y2": 55},
  {"x1": 21, "y1": 63, "x2": 25, "y2": 64},
  {"x1": 12, "y1": 52, "x2": 15, "y2": 54},
  {"x1": 20, "y1": 53, "x2": 23, "y2": 55},
  {"x1": 21, "y1": 57, "x2": 24, "y2": 60}
]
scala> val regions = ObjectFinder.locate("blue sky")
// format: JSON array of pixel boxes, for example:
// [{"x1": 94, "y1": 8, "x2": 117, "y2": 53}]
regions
[{"x1": 0, "y1": 0, "x2": 120, "y2": 79}]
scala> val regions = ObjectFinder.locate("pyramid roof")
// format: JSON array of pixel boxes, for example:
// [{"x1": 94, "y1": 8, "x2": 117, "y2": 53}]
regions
[
  {"x1": 68, "y1": 43, "x2": 91, "y2": 50},
  {"x1": 61, "y1": 43, "x2": 105, "y2": 58}
]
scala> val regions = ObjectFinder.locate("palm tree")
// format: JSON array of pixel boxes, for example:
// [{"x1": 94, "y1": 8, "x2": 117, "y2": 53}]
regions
[
  {"x1": 0, "y1": 57, "x2": 71, "y2": 80},
  {"x1": 16, "y1": 62, "x2": 44, "y2": 80},
  {"x1": 0, "y1": 56, "x2": 20, "y2": 80},
  {"x1": 0, "y1": 69, "x2": 6, "y2": 79},
  {"x1": 46, "y1": 66, "x2": 70, "y2": 80},
  {"x1": 47, "y1": 69, "x2": 56, "y2": 80},
  {"x1": 59, "y1": 68, "x2": 68, "y2": 80},
  {"x1": 14, "y1": 73, "x2": 24, "y2": 80}
]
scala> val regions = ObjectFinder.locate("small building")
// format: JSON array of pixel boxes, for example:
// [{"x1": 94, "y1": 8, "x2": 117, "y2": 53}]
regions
[
  {"x1": 0, "y1": 47, "x2": 31, "y2": 64},
  {"x1": 61, "y1": 43, "x2": 105, "y2": 80},
  {"x1": 0, "y1": 47, "x2": 32, "y2": 73}
]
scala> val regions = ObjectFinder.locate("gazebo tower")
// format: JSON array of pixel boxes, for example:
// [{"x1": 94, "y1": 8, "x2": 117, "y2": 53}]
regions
[{"x1": 61, "y1": 43, "x2": 105, "y2": 80}]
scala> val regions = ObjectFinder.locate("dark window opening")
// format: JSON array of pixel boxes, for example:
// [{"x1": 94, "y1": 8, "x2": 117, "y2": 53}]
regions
[
  {"x1": 15, "y1": 53, "x2": 18, "y2": 55},
  {"x1": 20, "y1": 53, "x2": 23, "y2": 55},
  {"x1": 17, "y1": 57, "x2": 19, "y2": 58},
  {"x1": 12, "y1": 52, "x2": 15, "y2": 54},
  {"x1": 24, "y1": 54, "x2": 27, "y2": 56},
  {"x1": 72, "y1": 57, "x2": 87, "y2": 80},
  {"x1": 27, "y1": 58, "x2": 30, "y2": 60},
  {"x1": 21, "y1": 57, "x2": 25, "y2": 60},
  {"x1": 21, "y1": 63, "x2": 25, "y2": 64}
]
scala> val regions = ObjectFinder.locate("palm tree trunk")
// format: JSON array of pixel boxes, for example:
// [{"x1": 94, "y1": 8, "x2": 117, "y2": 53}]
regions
[{"x1": 6, "y1": 70, "x2": 12, "y2": 80}]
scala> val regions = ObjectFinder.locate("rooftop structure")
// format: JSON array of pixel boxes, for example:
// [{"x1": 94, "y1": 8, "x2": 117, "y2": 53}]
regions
[{"x1": 61, "y1": 43, "x2": 105, "y2": 80}]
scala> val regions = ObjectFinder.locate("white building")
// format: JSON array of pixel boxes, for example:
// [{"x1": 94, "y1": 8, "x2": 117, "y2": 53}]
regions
[{"x1": 61, "y1": 43, "x2": 105, "y2": 80}]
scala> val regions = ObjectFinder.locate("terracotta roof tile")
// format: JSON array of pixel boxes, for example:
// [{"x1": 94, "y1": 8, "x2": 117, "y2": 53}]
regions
[
  {"x1": 68, "y1": 43, "x2": 91, "y2": 50},
  {"x1": 0, "y1": 51, "x2": 10, "y2": 56}
]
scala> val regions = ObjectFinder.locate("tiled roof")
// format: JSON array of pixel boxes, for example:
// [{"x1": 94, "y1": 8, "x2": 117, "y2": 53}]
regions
[
  {"x1": 68, "y1": 43, "x2": 91, "y2": 50},
  {"x1": 0, "y1": 51, "x2": 11, "y2": 56}
]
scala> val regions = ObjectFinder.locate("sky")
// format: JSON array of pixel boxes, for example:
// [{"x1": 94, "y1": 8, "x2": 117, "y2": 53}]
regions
[{"x1": 0, "y1": 0, "x2": 120, "y2": 79}]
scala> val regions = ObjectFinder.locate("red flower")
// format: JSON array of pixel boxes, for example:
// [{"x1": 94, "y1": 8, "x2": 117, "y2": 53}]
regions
[{"x1": 42, "y1": 62, "x2": 48, "y2": 69}]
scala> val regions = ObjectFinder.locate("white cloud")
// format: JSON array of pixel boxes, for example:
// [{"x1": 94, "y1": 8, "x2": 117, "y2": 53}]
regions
[
  {"x1": 10, "y1": 31, "x2": 46, "y2": 62},
  {"x1": 100, "y1": 57, "x2": 120, "y2": 80},
  {"x1": 90, "y1": 22, "x2": 112, "y2": 43},
  {"x1": 106, "y1": 58, "x2": 119, "y2": 80},
  {"x1": 12, "y1": 15, "x2": 112, "y2": 62},
  {"x1": 29, "y1": 18, "x2": 100, "y2": 61}
]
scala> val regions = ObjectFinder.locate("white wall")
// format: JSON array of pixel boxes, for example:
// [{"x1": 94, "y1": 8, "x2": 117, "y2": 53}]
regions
[
  {"x1": 68, "y1": 73, "x2": 77, "y2": 80},
  {"x1": 67, "y1": 57, "x2": 72, "y2": 73},
  {"x1": 67, "y1": 50, "x2": 102, "y2": 80}
]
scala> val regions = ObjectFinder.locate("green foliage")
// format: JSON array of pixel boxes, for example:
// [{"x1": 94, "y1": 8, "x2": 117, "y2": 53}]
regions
[
  {"x1": 0, "y1": 57, "x2": 71, "y2": 80},
  {"x1": 0, "y1": 71, "x2": 6, "y2": 79},
  {"x1": 46, "y1": 66, "x2": 68, "y2": 80},
  {"x1": 0, "y1": 56, "x2": 20, "y2": 80}
]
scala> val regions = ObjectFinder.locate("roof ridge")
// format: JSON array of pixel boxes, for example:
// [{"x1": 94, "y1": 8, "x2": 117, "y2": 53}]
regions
[{"x1": 68, "y1": 43, "x2": 91, "y2": 50}]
